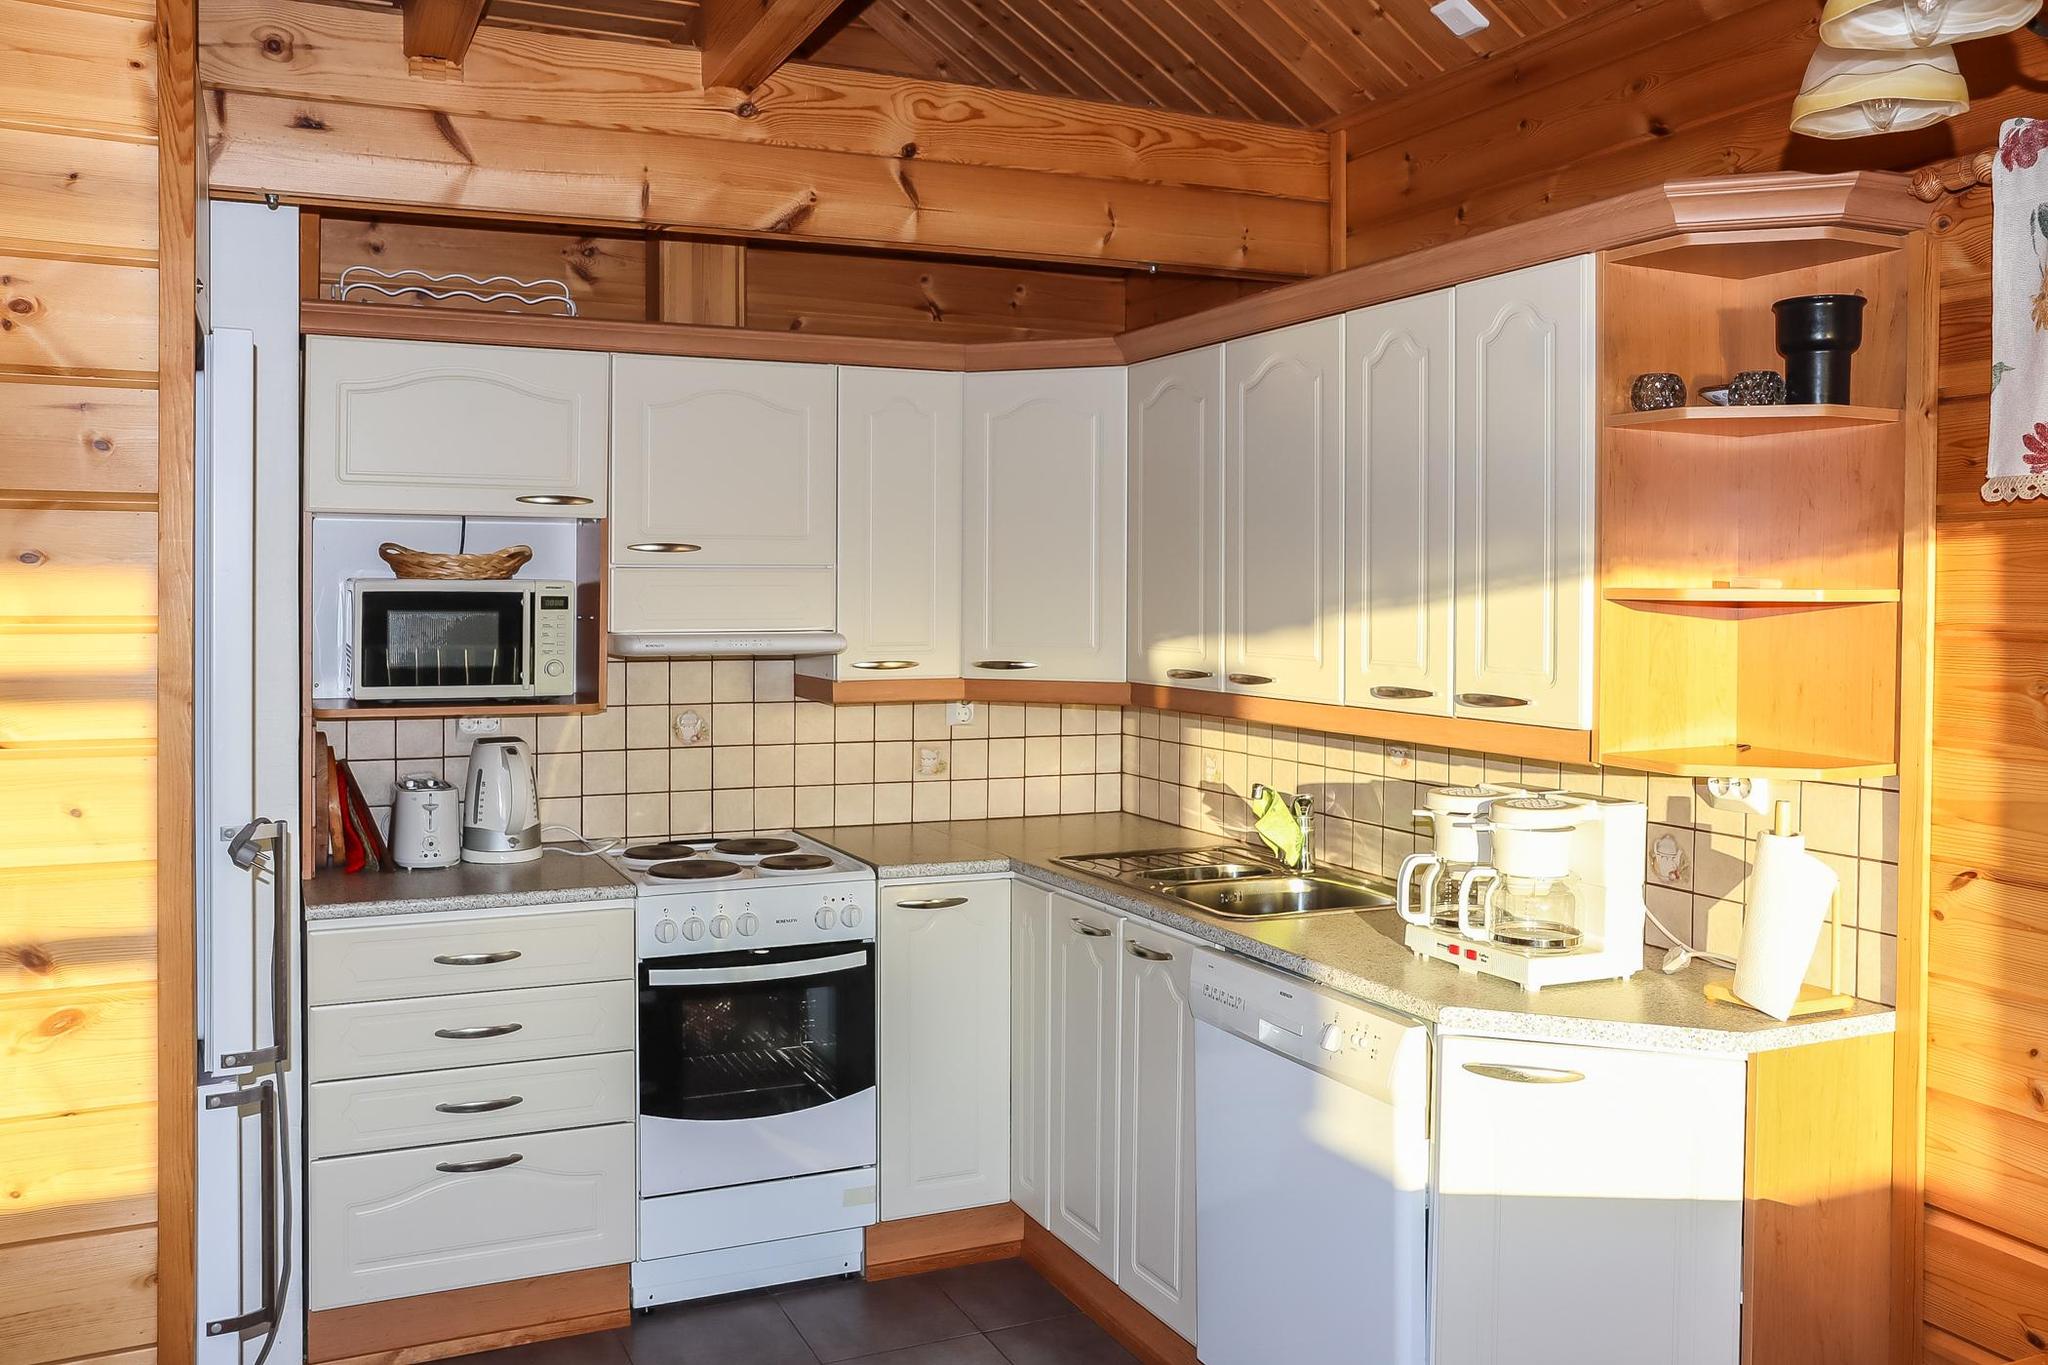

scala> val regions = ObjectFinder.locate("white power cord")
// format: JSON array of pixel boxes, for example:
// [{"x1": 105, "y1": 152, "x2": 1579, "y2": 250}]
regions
[
  {"x1": 1644, "y1": 903, "x2": 1737, "y2": 974},
  {"x1": 539, "y1": 824, "x2": 621, "y2": 856}
]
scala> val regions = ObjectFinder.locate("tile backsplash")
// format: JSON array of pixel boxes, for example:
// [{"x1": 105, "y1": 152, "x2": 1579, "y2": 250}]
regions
[
  {"x1": 319, "y1": 658, "x2": 1124, "y2": 847},
  {"x1": 1116, "y1": 707, "x2": 1898, "y2": 1006}
]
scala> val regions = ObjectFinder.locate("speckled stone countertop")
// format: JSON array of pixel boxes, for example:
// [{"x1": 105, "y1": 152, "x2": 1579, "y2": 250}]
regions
[
  {"x1": 304, "y1": 848, "x2": 634, "y2": 922},
  {"x1": 799, "y1": 813, "x2": 1896, "y2": 1056}
]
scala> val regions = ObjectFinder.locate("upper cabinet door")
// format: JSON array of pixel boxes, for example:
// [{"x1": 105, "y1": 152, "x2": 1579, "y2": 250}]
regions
[
  {"x1": 610, "y1": 355, "x2": 837, "y2": 568},
  {"x1": 833, "y1": 368, "x2": 964, "y2": 677},
  {"x1": 305, "y1": 338, "x2": 609, "y2": 517},
  {"x1": 1224, "y1": 318, "x2": 1345, "y2": 705},
  {"x1": 1451, "y1": 256, "x2": 1595, "y2": 730},
  {"x1": 1128, "y1": 348, "x2": 1224, "y2": 691},
  {"x1": 1346, "y1": 292, "x2": 1454, "y2": 717},
  {"x1": 963, "y1": 369, "x2": 1128, "y2": 683}
]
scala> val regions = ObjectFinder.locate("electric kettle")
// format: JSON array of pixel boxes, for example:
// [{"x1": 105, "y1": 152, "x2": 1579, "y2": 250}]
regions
[{"x1": 462, "y1": 736, "x2": 542, "y2": 864}]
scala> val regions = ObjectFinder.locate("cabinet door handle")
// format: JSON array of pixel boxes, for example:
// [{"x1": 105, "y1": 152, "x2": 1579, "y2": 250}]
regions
[
  {"x1": 435, "y1": 1152, "x2": 523, "y2": 1173},
  {"x1": 435, "y1": 1095, "x2": 525, "y2": 1114},
  {"x1": 1461, "y1": 1062, "x2": 1585, "y2": 1085},
  {"x1": 896, "y1": 896, "x2": 969, "y2": 910},
  {"x1": 1457, "y1": 692, "x2": 1530, "y2": 709},
  {"x1": 974, "y1": 659, "x2": 1039, "y2": 670},
  {"x1": 1228, "y1": 673, "x2": 1274, "y2": 686},
  {"x1": 626, "y1": 542, "x2": 702, "y2": 553},
  {"x1": 853, "y1": 660, "x2": 917, "y2": 671},
  {"x1": 434, "y1": 1022, "x2": 524, "y2": 1040},
  {"x1": 515, "y1": 494, "x2": 593, "y2": 507},
  {"x1": 1165, "y1": 669, "x2": 1213, "y2": 680},
  {"x1": 1070, "y1": 917, "x2": 1112, "y2": 938},
  {"x1": 1371, "y1": 685, "x2": 1434, "y2": 701},
  {"x1": 1127, "y1": 941, "x2": 1172, "y2": 962},
  {"x1": 433, "y1": 950, "x2": 523, "y2": 966}
]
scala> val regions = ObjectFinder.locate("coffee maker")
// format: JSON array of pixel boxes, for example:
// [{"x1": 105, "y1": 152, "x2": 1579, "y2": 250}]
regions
[{"x1": 1403, "y1": 791, "x2": 1647, "y2": 991}]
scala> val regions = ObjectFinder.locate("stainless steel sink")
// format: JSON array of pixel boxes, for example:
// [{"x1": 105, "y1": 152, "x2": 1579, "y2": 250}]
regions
[
  {"x1": 1143, "y1": 863, "x2": 1270, "y2": 884},
  {"x1": 1172, "y1": 875, "x2": 1395, "y2": 919},
  {"x1": 1055, "y1": 846, "x2": 1395, "y2": 920}
]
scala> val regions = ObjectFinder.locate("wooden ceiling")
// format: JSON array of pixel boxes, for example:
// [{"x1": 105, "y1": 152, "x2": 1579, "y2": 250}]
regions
[{"x1": 362, "y1": 0, "x2": 1626, "y2": 127}]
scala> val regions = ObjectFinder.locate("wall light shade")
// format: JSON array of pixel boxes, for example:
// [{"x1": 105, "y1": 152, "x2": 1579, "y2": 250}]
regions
[
  {"x1": 1819, "y1": 0, "x2": 2041, "y2": 49},
  {"x1": 1790, "y1": 43, "x2": 1970, "y2": 137}
]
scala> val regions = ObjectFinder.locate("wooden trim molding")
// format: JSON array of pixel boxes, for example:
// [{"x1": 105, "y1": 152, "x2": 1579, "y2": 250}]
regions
[
  {"x1": 1020, "y1": 1220, "x2": 1195, "y2": 1365},
  {"x1": 306, "y1": 1265, "x2": 631, "y2": 1365},
  {"x1": 864, "y1": 1204, "x2": 1026, "y2": 1281},
  {"x1": 794, "y1": 675, "x2": 971, "y2": 704},
  {"x1": 1127, "y1": 684, "x2": 1596, "y2": 766}
]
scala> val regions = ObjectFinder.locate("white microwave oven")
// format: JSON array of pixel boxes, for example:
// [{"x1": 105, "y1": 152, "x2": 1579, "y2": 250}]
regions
[{"x1": 347, "y1": 578, "x2": 578, "y2": 701}]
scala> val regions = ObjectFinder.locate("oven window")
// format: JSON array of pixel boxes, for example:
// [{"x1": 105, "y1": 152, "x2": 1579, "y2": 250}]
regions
[
  {"x1": 640, "y1": 944, "x2": 875, "y2": 1123},
  {"x1": 359, "y1": 590, "x2": 525, "y2": 691}
]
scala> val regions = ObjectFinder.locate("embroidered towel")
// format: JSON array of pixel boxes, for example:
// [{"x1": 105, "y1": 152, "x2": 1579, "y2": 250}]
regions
[{"x1": 1986, "y1": 116, "x2": 2048, "y2": 502}]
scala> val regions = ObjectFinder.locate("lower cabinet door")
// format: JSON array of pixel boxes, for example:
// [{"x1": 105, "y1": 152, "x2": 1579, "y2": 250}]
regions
[
  {"x1": 1010, "y1": 881, "x2": 1053, "y2": 1224},
  {"x1": 1117, "y1": 920, "x2": 1198, "y2": 1342},
  {"x1": 878, "y1": 879, "x2": 1012, "y2": 1220},
  {"x1": 1047, "y1": 895, "x2": 1122, "y2": 1278},
  {"x1": 308, "y1": 1122, "x2": 634, "y2": 1309}
]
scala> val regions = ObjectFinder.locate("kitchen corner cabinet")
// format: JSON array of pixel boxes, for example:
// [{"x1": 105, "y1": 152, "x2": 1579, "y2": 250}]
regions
[
  {"x1": 963, "y1": 369, "x2": 1128, "y2": 683},
  {"x1": 304, "y1": 337, "x2": 610, "y2": 517},
  {"x1": 877, "y1": 879, "x2": 1011, "y2": 1221},
  {"x1": 1115, "y1": 917, "x2": 1200, "y2": 1342},
  {"x1": 1047, "y1": 894, "x2": 1124, "y2": 1278},
  {"x1": 1223, "y1": 318, "x2": 1345, "y2": 705},
  {"x1": 1128, "y1": 347, "x2": 1225, "y2": 690},
  {"x1": 1346, "y1": 291, "x2": 1454, "y2": 717},
  {"x1": 1450, "y1": 257, "x2": 1596, "y2": 730}
]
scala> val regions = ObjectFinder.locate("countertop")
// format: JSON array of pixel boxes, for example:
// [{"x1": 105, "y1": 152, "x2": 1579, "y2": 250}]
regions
[
  {"x1": 799, "y1": 813, "x2": 1896, "y2": 1057},
  {"x1": 303, "y1": 849, "x2": 634, "y2": 921}
]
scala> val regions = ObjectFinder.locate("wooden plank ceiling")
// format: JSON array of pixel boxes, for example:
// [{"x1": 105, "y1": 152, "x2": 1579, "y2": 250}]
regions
[{"x1": 351, "y1": 0, "x2": 1618, "y2": 126}]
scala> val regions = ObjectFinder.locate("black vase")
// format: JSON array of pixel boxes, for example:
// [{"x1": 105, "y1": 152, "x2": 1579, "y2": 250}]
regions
[{"x1": 1772, "y1": 294, "x2": 1866, "y2": 405}]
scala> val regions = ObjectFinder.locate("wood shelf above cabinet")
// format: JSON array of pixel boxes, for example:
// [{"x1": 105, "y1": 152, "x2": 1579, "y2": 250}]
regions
[
  {"x1": 1602, "y1": 586, "x2": 1901, "y2": 606},
  {"x1": 1603, "y1": 227, "x2": 1902, "y2": 280},
  {"x1": 1604, "y1": 406, "x2": 1901, "y2": 437},
  {"x1": 1599, "y1": 745, "x2": 1897, "y2": 781},
  {"x1": 312, "y1": 697, "x2": 605, "y2": 720}
]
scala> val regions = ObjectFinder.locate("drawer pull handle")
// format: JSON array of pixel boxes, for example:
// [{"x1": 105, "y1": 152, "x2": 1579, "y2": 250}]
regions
[
  {"x1": 974, "y1": 659, "x2": 1039, "y2": 670},
  {"x1": 1127, "y1": 941, "x2": 1172, "y2": 962},
  {"x1": 435, "y1": 1153, "x2": 524, "y2": 1173},
  {"x1": 434, "y1": 1023, "x2": 524, "y2": 1040},
  {"x1": 853, "y1": 660, "x2": 917, "y2": 671},
  {"x1": 1371, "y1": 685, "x2": 1434, "y2": 700},
  {"x1": 896, "y1": 897, "x2": 969, "y2": 910},
  {"x1": 1165, "y1": 669, "x2": 1213, "y2": 680},
  {"x1": 433, "y1": 950, "x2": 523, "y2": 966},
  {"x1": 1228, "y1": 673, "x2": 1273, "y2": 686},
  {"x1": 627, "y1": 542, "x2": 702, "y2": 553},
  {"x1": 1462, "y1": 1062, "x2": 1585, "y2": 1085},
  {"x1": 1071, "y1": 917, "x2": 1112, "y2": 938},
  {"x1": 435, "y1": 1095, "x2": 525, "y2": 1115},
  {"x1": 1456, "y1": 692, "x2": 1530, "y2": 709}
]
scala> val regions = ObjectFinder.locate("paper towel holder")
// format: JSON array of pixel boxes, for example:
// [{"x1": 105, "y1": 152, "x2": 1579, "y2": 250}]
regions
[{"x1": 1702, "y1": 799, "x2": 1857, "y2": 1019}]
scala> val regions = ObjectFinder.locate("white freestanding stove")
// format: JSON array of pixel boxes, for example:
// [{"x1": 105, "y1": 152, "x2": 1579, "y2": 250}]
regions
[{"x1": 619, "y1": 834, "x2": 880, "y2": 1307}]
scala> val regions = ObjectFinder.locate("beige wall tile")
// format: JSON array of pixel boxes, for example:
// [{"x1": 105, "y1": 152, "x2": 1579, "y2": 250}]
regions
[
  {"x1": 874, "y1": 704, "x2": 913, "y2": 741},
  {"x1": 1860, "y1": 785, "x2": 1900, "y2": 863},
  {"x1": 626, "y1": 660, "x2": 668, "y2": 704},
  {"x1": 835, "y1": 704, "x2": 875, "y2": 742},
  {"x1": 1800, "y1": 782, "x2": 1859, "y2": 856},
  {"x1": 874, "y1": 741, "x2": 913, "y2": 783},
  {"x1": 875, "y1": 783, "x2": 912, "y2": 824},
  {"x1": 670, "y1": 791, "x2": 710, "y2": 836},
  {"x1": 668, "y1": 748, "x2": 711, "y2": 792},
  {"x1": 668, "y1": 660, "x2": 712, "y2": 704},
  {"x1": 712, "y1": 788, "x2": 755, "y2": 833},
  {"x1": 711, "y1": 659, "x2": 754, "y2": 701},
  {"x1": 988, "y1": 778, "x2": 1024, "y2": 818},
  {"x1": 952, "y1": 780, "x2": 989, "y2": 820}
]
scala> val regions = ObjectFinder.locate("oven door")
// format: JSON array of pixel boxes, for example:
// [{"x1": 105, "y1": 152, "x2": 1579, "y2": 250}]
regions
[
  {"x1": 638, "y1": 942, "x2": 877, "y2": 1197},
  {"x1": 352, "y1": 583, "x2": 535, "y2": 700}
]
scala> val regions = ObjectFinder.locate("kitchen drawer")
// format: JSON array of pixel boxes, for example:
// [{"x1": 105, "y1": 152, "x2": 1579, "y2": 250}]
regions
[
  {"x1": 309, "y1": 979, "x2": 635, "y2": 1082},
  {"x1": 308, "y1": 904, "x2": 634, "y2": 1006},
  {"x1": 309, "y1": 1050, "x2": 635, "y2": 1159},
  {"x1": 309, "y1": 1122, "x2": 634, "y2": 1310}
]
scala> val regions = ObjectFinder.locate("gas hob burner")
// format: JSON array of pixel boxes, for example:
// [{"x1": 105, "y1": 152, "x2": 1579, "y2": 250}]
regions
[
  {"x1": 714, "y1": 837, "x2": 802, "y2": 859},
  {"x1": 646, "y1": 858, "x2": 745, "y2": 881},
  {"x1": 757, "y1": 852, "x2": 835, "y2": 873},
  {"x1": 622, "y1": 841, "x2": 700, "y2": 864}
]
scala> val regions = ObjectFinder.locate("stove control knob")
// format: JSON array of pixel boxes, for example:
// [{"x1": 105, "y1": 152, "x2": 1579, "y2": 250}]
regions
[
  {"x1": 839, "y1": 905, "x2": 863, "y2": 929},
  {"x1": 736, "y1": 912, "x2": 759, "y2": 937},
  {"x1": 653, "y1": 918, "x2": 679, "y2": 944},
  {"x1": 710, "y1": 915, "x2": 732, "y2": 940},
  {"x1": 815, "y1": 907, "x2": 836, "y2": 930},
  {"x1": 1319, "y1": 1023, "x2": 1345, "y2": 1054},
  {"x1": 680, "y1": 918, "x2": 707, "y2": 942}
]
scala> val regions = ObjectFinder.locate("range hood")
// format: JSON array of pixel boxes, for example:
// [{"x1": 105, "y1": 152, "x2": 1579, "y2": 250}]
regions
[{"x1": 609, "y1": 631, "x2": 847, "y2": 659}]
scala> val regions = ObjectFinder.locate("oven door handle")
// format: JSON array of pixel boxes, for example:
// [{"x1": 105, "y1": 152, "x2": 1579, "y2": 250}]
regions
[{"x1": 646, "y1": 951, "x2": 869, "y2": 987}]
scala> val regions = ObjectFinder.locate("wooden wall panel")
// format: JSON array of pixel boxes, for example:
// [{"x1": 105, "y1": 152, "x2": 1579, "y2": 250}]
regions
[
  {"x1": 0, "y1": 0, "x2": 157, "y2": 142},
  {"x1": 0, "y1": 1104, "x2": 156, "y2": 1248},
  {"x1": 0, "y1": 862, "x2": 157, "y2": 994},
  {"x1": 317, "y1": 217, "x2": 650, "y2": 321},
  {"x1": 0, "y1": 510, "x2": 160, "y2": 619},
  {"x1": 745, "y1": 247, "x2": 1124, "y2": 343},
  {"x1": 0, "y1": 1226, "x2": 158, "y2": 1365},
  {"x1": 1924, "y1": 1210, "x2": 2048, "y2": 1361},
  {"x1": 0, "y1": 385, "x2": 159, "y2": 499},
  {"x1": 0, "y1": 259, "x2": 159, "y2": 381},
  {"x1": 0, "y1": 130, "x2": 159, "y2": 265}
]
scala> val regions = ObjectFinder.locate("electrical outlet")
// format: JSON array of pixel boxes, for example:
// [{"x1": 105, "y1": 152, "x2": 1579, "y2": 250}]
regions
[
  {"x1": 458, "y1": 716, "x2": 501, "y2": 736},
  {"x1": 949, "y1": 701, "x2": 975, "y2": 727},
  {"x1": 1697, "y1": 775, "x2": 1773, "y2": 816}
]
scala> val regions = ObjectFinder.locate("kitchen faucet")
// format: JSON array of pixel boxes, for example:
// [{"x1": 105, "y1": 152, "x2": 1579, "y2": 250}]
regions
[{"x1": 1250, "y1": 783, "x2": 1315, "y2": 873}]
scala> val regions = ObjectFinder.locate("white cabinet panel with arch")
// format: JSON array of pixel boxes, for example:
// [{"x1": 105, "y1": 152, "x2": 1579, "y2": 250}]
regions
[{"x1": 1129, "y1": 347, "x2": 1225, "y2": 690}]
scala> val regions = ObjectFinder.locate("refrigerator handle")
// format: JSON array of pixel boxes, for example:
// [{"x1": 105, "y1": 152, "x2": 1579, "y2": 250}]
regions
[
  {"x1": 203, "y1": 1079, "x2": 278, "y2": 1340},
  {"x1": 219, "y1": 819, "x2": 290, "y2": 1072}
]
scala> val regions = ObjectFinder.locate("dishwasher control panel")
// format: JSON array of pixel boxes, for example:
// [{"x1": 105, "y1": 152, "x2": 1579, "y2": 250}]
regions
[{"x1": 1192, "y1": 947, "x2": 1428, "y2": 1102}]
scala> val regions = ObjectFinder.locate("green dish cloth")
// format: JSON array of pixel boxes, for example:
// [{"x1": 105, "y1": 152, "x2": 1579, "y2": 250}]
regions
[{"x1": 1250, "y1": 787, "x2": 1304, "y2": 867}]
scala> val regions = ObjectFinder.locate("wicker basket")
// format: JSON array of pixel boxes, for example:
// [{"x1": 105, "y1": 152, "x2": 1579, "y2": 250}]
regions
[{"x1": 378, "y1": 542, "x2": 534, "y2": 580}]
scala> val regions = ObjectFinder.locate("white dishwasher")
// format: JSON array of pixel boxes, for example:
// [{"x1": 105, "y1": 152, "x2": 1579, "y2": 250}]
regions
[{"x1": 1192, "y1": 948, "x2": 1430, "y2": 1365}]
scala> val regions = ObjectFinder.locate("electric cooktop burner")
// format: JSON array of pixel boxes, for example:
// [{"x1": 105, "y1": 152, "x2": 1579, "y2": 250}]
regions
[
  {"x1": 646, "y1": 859, "x2": 744, "y2": 881},
  {"x1": 622, "y1": 841, "x2": 699, "y2": 863},
  {"x1": 714, "y1": 837, "x2": 801, "y2": 858},
  {"x1": 758, "y1": 852, "x2": 834, "y2": 873}
]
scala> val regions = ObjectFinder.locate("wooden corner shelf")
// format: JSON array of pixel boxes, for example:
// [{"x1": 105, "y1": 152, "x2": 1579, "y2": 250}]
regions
[
  {"x1": 1599, "y1": 745, "x2": 1897, "y2": 781},
  {"x1": 1602, "y1": 586, "x2": 1901, "y2": 606},
  {"x1": 1604, "y1": 405, "x2": 1901, "y2": 437},
  {"x1": 1603, "y1": 226, "x2": 1902, "y2": 279}
]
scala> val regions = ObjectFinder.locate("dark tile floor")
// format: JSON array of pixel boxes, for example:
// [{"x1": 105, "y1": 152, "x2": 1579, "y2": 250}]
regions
[{"x1": 463, "y1": 1261, "x2": 1137, "y2": 1365}]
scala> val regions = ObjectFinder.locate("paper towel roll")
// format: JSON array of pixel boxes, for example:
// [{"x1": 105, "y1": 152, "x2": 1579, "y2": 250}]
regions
[{"x1": 1732, "y1": 830, "x2": 1840, "y2": 1020}]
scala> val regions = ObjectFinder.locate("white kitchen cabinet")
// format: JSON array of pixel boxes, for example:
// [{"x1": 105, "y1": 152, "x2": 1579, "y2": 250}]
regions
[
  {"x1": 1346, "y1": 291, "x2": 1454, "y2": 718},
  {"x1": 805, "y1": 368, "x2": 964, "y2": 683},
  {"x1": 1223, "y1": 318, "x2": 1345, "y2": 705},
  {"x1": 1433, "y1": 1035, "x2": 1744, "y2": 1365},
  {"x1": 1047, "y1": 893, "x2": 1123, "y2": 1278},
  {"x1": 308, "y1": 1050, "x2": 636, "y2": 1159},
  {"x1": 963, "y1": 368, "x2": 1127, "y2": 682},
  {"x1": 1128, "y1": 347, "x2": 1224, "y2": 690},
  {"x1": 878, "y1": 879, "x2": 1011, "y2": 1220},
  {"x1": 304, "y1": 337, "x2": 609, "y2": 517},
  {"x1": 1450, "y1": 256, "x2": 1596, "y2": 730},
  {"x1": 1011, "y1": 880, "x2": 1054, "y2": 1224},
  {"x1": 307, "y1": 979, "x2": 636, "y2": 1081},
  {"x1": 1116, "y1": 918, "x2": 1199, "y2": 1342}
]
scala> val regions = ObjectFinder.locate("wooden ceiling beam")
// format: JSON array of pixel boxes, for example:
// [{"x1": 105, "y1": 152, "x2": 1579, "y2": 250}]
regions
[
  {"x1": 402, "y1": 0, "x2": 491, "y2": 75},
  {"x1": 699, "y1": 0, "x2": 845, "y2": 91}
]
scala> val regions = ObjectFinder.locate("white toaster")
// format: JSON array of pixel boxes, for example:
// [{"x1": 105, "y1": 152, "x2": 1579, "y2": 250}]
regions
[{"x1": 388, "y1": 773, "x2": 461, "y2": 870}]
